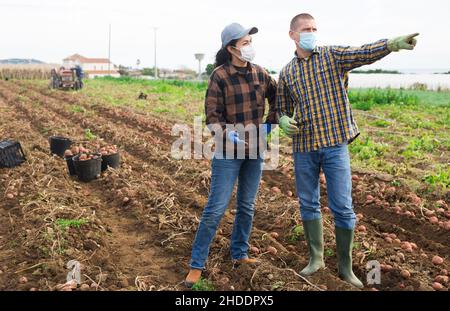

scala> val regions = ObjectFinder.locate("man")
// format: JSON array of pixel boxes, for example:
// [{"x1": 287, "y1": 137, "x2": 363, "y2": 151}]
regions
[{"x1": 277, "y1": 13, "x2": 418, "y2": 288}]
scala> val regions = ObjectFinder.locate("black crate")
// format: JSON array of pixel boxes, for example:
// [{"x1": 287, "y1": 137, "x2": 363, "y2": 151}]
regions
[{"x1": 0, "y1": 140, "x2": 26, "y2": 168}]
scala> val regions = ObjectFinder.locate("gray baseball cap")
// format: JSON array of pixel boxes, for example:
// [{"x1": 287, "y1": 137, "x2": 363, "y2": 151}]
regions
[{"x1": 221, "y1": 23, "x2": 258, "y2": 48}]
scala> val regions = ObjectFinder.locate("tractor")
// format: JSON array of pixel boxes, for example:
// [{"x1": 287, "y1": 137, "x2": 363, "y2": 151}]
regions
[{"x1": 49, "y1": 66, "x2": 83, "y2": 90}]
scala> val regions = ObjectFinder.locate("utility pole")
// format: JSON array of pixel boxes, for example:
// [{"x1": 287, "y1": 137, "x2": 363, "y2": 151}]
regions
[
  {"x1": 153, "y1": 27, "x2": 158, "y2": 79},
  {"x1": 108, "y1": 23, "x2": 111, "y2": 75}
]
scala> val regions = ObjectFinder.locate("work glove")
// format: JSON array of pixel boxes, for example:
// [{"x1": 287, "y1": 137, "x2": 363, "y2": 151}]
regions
[
  {"x1": 279, "y1": 107, "x2": 299, "y2": 136},
  {"x1": 387, "y1": 33, "x2": 419, "y2": 52},
  {"x1": 263, "y1": 123, "x2": 272, "y2": 135},
  {"x1": 227, "y1": 130, "x2": 246, "y2": 145}
]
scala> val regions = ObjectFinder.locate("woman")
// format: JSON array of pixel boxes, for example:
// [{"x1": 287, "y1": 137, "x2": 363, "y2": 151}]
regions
[{"x1": 185, "y1": 23, "x2": 278, "y2": 287}]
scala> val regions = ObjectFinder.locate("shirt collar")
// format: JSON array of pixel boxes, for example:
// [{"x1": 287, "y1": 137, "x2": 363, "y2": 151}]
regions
[
  {"x1": 224, "y1": 61, "x2": 260, "y2": 86},
  {"x1": 295, "y1": 47, "x2": 320, "y2": 60}
]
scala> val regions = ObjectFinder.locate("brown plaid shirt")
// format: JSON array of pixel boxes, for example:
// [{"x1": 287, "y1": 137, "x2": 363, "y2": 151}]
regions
[{"x1": 205, "y1": 62, "x2": 278, "y2": 157}]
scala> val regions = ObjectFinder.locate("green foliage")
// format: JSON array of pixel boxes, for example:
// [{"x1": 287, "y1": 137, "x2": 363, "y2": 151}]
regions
[
  {"x1": 85, "y1": 128, "x2": 96, "y2": 140},
  {"x1": 55, "y1": 218, "x2": 88, "y2": 230},
  {"x1": 349, "y1": 136, "x2": 388, "y2": 160},
  {"x1": 191, "y1": 278, "x2": 215, "y2": 291},
  {"x1": 288, "y1": 225, "x2": 304, "y2": 242},
  {"x1": 349, "y1": 89, "x2": 419, "y2": 111}
]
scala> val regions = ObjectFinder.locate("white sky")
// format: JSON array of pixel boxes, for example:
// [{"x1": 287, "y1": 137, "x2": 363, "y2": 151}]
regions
[{"x1": 1, "y1": 0, "x2": 449, "y2": 72}]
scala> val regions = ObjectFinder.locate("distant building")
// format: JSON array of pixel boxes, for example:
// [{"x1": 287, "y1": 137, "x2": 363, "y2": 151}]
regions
[{"x1": 63, "y1": 54, "x2": 120, "y2": 78}]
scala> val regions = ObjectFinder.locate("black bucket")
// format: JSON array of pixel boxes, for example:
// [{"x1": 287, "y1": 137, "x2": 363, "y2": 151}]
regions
[
  {"x1": 65, "y1": 156, "x2": 77, "y2": 176},
  {"x1": 101, "y1": 152, "x2": 120, "y2": 171},
  {"x1": 73, "y1": 154, "x2": 102, "y2": 182},
  {"x1": 49, "y1": 136, "x2": 72, "y2": 157}
]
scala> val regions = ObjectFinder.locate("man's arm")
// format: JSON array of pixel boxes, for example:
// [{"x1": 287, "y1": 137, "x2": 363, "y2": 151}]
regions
[
  {"x1": 331, "y1": 33, "x2": 419, "y2": 72},
  {"x1": 330, "y1": 39, "x2": 391, "y2": 72},
  {"x1": 276, "y1": 75, "x2": 294, "y2": 118},
  {"x1": 264, "y1": 72, "x2": 279, "y2": 125},
  {"x1": 277, "y1": 74, "x2": 298, "y2": 136}
]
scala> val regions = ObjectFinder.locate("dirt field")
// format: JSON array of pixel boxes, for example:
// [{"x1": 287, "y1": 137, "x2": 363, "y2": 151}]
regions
[{"x1": 0, "y1": 79, "x2": 448, "y2": 291}]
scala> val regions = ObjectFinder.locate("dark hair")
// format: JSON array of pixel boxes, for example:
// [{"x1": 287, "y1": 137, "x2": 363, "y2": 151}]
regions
[
  {"x1": 214, "y1": 39, "x2": 238, "y2": 68},
  {"x1": 290, "y1": 13, "x2": 314, "y2": 30}
]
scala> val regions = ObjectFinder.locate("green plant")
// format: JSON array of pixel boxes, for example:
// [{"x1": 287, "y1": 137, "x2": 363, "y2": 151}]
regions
[
  {"x1": 370, "y1": 119, "x2": 390, "y2": 128},
  {"x1": 191, "y1": 278, "x2": 215, "y2": 291},
  {"x1": 423, "y1": 167, "x2": 449, "y2": 189},
  {"x1": 84, "y1": 129, "x2": 96, "y2": 140},
  {"x1": 288, "y1": 225, "x2": 304, "y2": 242},
  {"x1": 55, "y1": 218, "x2": 88, "y2": 230},
  {"x1": 324, "y1": 248, "x2": 334, "y2": 257},
  {"x1": 71, "y1": 105, "x2": 85, "y2": 113},
  {"x1": 349, "y1": 136, "x2": 388, "y2": 160},
  {"x1": 271, "y1": 281, "x2": 285, "y2": 291},
  {"x1": 349, "y1": 89, "x2": 419, "y2": 111}
]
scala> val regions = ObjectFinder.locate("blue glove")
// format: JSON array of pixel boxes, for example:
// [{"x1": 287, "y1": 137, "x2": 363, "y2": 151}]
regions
[
  {"x1": 227, "y1": 130, "x2": 246, "y2": 145},
  {"x1": 263, "y1": 123, "x2": 272, "y2": 135}
]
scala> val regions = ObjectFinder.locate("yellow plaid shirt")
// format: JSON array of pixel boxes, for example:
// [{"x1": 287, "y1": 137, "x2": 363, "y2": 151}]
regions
[{"x1": 277, "y1": 39, "x2": 391, "y2": 152}]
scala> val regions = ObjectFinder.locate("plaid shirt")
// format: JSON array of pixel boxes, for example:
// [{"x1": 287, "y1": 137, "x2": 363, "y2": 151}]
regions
[
  {"x1": 205, "y1": 62, "x2": 278, "y2": 156},
  {"x1": 277, "y1": 39, "x2": 391, "y2": 152}
]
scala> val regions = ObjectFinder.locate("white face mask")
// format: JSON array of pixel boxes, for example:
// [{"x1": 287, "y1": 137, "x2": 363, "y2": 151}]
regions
[{"x1": 234, "y1": 45, "x2": 256, "y2": 62}]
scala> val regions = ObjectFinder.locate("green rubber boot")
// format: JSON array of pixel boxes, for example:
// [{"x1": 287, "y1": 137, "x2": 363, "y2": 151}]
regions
[
  {"x1": 299, "y1": 219, "x2": 325, "y2": 276},
  {"x1": 335, "y1": 227, "x2": 364, "y2": 289}
]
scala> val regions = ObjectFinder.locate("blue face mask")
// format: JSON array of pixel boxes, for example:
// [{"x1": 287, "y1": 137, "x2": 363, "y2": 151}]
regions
[{"x1": 298, "y1": 32, "x2": 317, "y2": 52}]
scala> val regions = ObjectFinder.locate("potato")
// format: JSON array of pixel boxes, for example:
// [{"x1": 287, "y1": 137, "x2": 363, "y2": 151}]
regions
[
  {"x1": 432, "y1": 282, "x2": 444, "y2": 291},
  {"x1": 400, "y1": 270, "x2": 411, "y2": 279},
  {"x1": 432, "y1": 255, "x2": 444, "y2": 265},
  {"x1": 79, "y1": 146, "x2": 88, "y2": 153},
  {"x1": 6, "y1": 193, "x2": 14, "y2": 199},
  {"x1": 388, "y1": 233, "x2": 397, "y2": 239},
  {"x1": 287, "y1": 191, "x2": 293, "y2": 197},
  {"x1": 366, "y1": 194, "x2": 374, "y2": 202},
  {"x1": 440, "y1": 269, "x2": 448, "y2": 276},
  {"x1": 267, "y1": 246, "x2": 277, "y2": 255},
  {"x1": 380, "y1": 264, "x2": 393, "y2": 272},
  {"x1": 351, "y1": 175, "x2": 359, "y2": 181},
  {"x1": 250, "y1": 246, "x2": 260, "y2": 254},
  {"x1": 271, "y1": 186, "x2": 281, "y2": 194},
  {"x1": 401, "y1": 242, "x2": 413, "y2": 252},
  {"x1": 64, "y1": 149, "x2": 73, "y2": 157},
  {"x1": 429, "y1": 216, "x2": 439, "y2": 224},
  {"x1": 269, "y1": 232, "x2": 279, "y2": 239},
  {"x1": 357, "y1": 225, "x2": 367, "y2": 233},
  {"x1": 443, "y1": 221, "x2": 450, "y2": 231},
  {"x1": 79, "y1": 154, "x2": 88, "y2": 161},
  {"x1": 434, "y1": 275, "x2": 448, "y2": 284},
  {"x1": 356, "y1": 213, "x2": 364, "y2": 221},
  {"x1": 384, "y1": 237, "x2": 393, "y2": 244},
  {"x1": 71, "y1": 146, "x2": 80, "y2": 154},
  {"x1": 19, "y1": 276, "x2": 28, "y2": 284}
]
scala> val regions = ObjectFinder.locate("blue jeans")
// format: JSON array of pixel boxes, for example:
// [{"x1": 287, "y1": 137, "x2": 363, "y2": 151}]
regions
[
  {"x1": 293, "y1": 143, "x2": 356, "y2": 229},
  {"x1": 189, "y1": 156, "x2": 263, "y2": 270}
]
